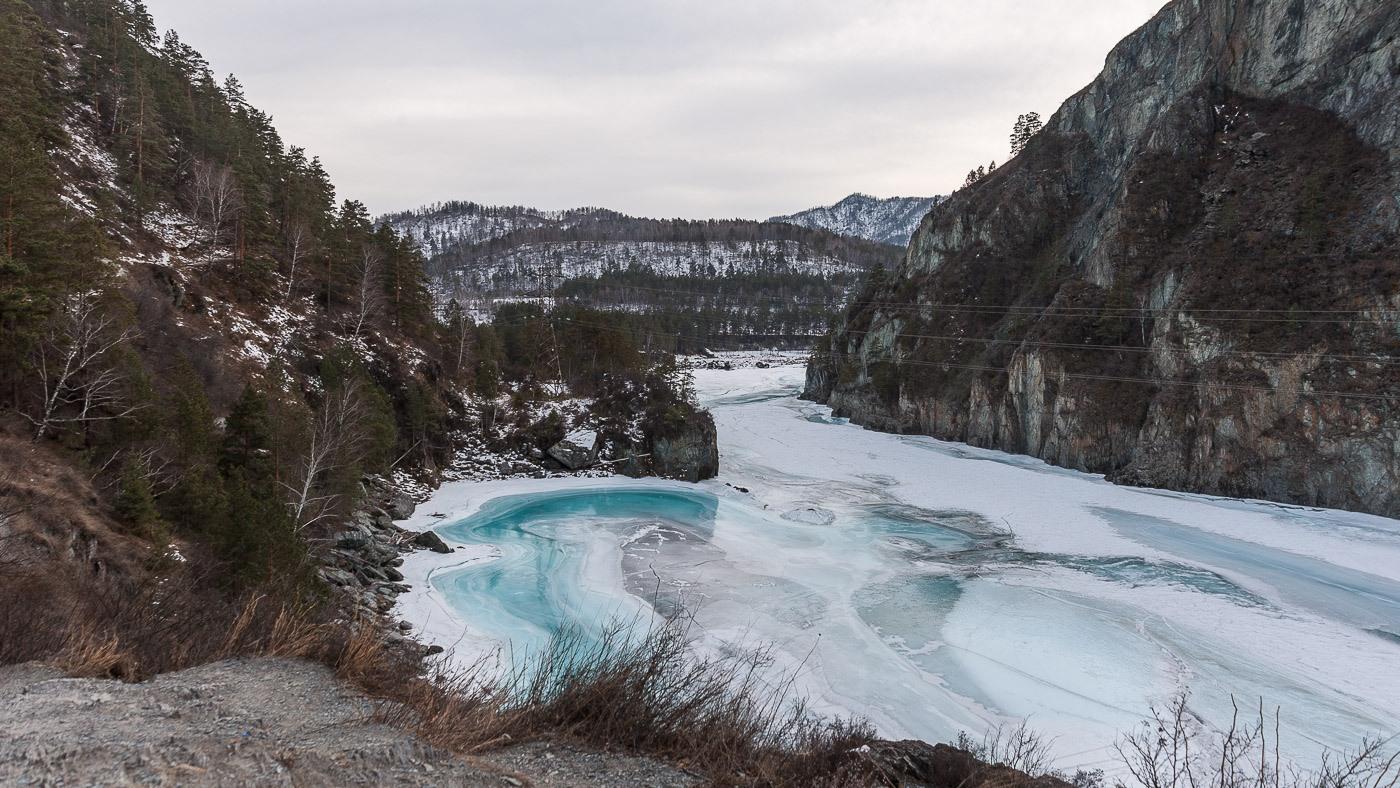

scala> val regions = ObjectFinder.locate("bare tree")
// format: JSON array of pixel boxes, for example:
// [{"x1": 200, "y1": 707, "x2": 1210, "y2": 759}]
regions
[
  {"x1": 955, "y1": 720, "x2": 1054, "y2": 777},
  {"x1": 280, "y1": 380, "x2": 365, "y2": 531},
  {"x1": 353, "y1": 245, "x2": 384, "y2": 337},
  {"x1": 1116, "y1": 693, "x2": 1399, "y2": 788},
  {"x1": 191, "y1": 159, "x2": 241, "y2": 254},
  {"x1": 284, "y1": 221, "x2": 314, "y2": 301},
  {"x1": 25, "y1": 292, "x2": 143, "y2": 441},
  {"x1": 90, "y1": 446, "x2": 174, "y2": 497}
]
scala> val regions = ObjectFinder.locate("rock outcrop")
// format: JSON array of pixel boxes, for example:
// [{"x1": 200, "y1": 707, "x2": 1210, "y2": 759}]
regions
[
  {"x1": 650, "y1": 416, "x2": 721, "y2": 483},
  {"x1": 856, "y1": 741, "x2": 1073, "y2": 788},
  {"x1": 807, "y1": 0, "x2": 1400, "y2": 516},
  {"x1": 318, "y1": 476, "x2": 427, "y2": 625}
]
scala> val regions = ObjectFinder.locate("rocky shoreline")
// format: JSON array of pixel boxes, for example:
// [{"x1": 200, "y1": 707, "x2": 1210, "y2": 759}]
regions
[{"x1": 315, "y1": 474, "x2": 437, "y2": 634}]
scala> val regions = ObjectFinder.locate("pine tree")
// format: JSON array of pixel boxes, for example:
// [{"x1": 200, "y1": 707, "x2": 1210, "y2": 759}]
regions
[
  {"x1": 221, "y1": 386, "x2": 276, "y2": 479},
  {"x1": 115, "y1": 461, "x2": 163, "y2": 539},
  {"x1": 1010, "y1": 111, "x2": 1044, "y2": 157}
]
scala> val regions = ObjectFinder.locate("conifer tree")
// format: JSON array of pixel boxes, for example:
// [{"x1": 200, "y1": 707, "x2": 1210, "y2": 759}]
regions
[
  {"x1": 115, "y1": 460, "x2": 163, "y2": 539},
  {"x1": 1010, "y1": 111, "x2": 1044, "y2": 157}
]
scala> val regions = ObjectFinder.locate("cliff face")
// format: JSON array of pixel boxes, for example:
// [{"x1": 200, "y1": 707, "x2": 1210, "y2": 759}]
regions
[{"x1": 807, "y1": 0, "x2": 1400, "y2": 516}]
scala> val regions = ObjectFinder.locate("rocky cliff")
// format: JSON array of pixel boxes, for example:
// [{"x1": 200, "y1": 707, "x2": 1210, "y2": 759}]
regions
[{"x1": 807, "y1": 0, "x2": 1400, "y2": 516}]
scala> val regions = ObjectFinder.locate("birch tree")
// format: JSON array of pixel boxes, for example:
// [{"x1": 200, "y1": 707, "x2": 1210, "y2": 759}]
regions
[
  {"x1": 26, "y1": 292, "x2": 142, "y2": 441},
  {"x1": 284, "y1": 221, "x2": 313, "y2": 301},
  {"x1": 281, "y1": 379, "x2": 363, "y2": 531},
  {"x1": 353, "y1": 245, "x2": 384, "y2": 337},
  {"x1": 191, "y1": 159, "x2": 241, "y2": 253}
]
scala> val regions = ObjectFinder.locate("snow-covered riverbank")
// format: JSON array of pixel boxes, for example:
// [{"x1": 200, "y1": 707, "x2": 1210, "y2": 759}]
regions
[{"x1": 396, "y1": 362, "x2": 1400, "y2": 771}]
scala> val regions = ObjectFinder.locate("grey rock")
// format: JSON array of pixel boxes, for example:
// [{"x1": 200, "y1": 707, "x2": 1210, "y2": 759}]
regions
[
  {"x1": 0, "y1": 659, "x2": 520, "y2": 786},
  {"x1": 386, "y1": 493, "x2": 416, "y2": 520},
  {"x1": 547, "y1": 435, "x2": 599, "y2": 471},
  {"x1": 411, "y1": 531, "x2": 452, "y2": 554},
  {"x1": 318, "y1": 568, "x2": 357, "y2": 588},
  {"x1": 337, "y1": 532, "x2": 371, "y2": 550},
  {"x1": 651, "y1": 416, "x2": 720, "y2": 482}
]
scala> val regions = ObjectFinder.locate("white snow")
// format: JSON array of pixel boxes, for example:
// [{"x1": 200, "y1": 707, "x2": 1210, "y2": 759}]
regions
[
  {"x1": 564, "y1": 428, "x2": 599, "y2": 448},
  {"x1": 437, "y1": 239, "x2": 862, "y2": 299},
  {"x1": 771, "y1": 193, "x2": 943, "y2": 247}
]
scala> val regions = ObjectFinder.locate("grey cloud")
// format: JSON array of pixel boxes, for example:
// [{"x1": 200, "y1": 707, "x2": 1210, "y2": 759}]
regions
[{"x1": 144, "y1": 0, "x2": 1167, "y2": 218}]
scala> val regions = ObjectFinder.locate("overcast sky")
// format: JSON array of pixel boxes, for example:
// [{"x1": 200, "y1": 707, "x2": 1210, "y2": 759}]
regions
[{"x1": 143, "y1": 0, "x2": 1166, "y2": 219}]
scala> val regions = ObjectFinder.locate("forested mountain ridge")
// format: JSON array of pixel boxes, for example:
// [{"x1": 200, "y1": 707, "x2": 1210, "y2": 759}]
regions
[
  {"x1": 0, "y1": 0, "x2": 463, "y2": 584},
  {"x1": 806, "y1": 0, "x2": 1400, "y2": 516},
  {"x1": 0, "y1": 0, "x2": 712, "y2": 601},
  {"x1": 770, "y1": 193, "x2": 943, "y2": 247},
  {"x1": 385, "y1": 201, "x2": 904, "y2": 350}
]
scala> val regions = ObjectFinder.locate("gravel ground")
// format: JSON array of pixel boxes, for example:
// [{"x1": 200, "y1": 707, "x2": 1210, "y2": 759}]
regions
[{"x1": 0, "y1": 658, "x2": 696, "y2": 787}]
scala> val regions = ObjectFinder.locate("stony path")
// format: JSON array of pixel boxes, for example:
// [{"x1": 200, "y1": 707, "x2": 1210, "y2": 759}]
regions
[{"x1": 0, "y1": 658, "x2": 696, "y2": 787}]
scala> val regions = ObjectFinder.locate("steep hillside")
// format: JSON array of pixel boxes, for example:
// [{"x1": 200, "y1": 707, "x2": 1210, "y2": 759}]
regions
[
  {"x1": 806, "y1": 0, "x2": 1400, "y2": 516},
  {"x1": 771, "y1": 193, "x2": 942, "y2": 247},
  {"x1": 386, "y1": 202, "x2": 903, "y2": 349},
  {"x1": 0, "y1": 0, "x2": 714, "y2": 619}
]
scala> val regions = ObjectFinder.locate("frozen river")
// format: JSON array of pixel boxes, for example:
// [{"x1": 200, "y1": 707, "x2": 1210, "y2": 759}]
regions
[{"x1": 397, "y1": 364, "x2": 1400, "y2": 771}]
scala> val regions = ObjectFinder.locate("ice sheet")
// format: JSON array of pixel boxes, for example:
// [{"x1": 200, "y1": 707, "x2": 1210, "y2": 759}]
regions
[{"x1": 396, "y1": 363, "x2": 1400, "y2": 770}]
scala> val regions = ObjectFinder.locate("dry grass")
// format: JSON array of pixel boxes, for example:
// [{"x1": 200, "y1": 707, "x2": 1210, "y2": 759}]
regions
[
  {"x1": 375, "y1": 621, "x2": 877, "y2": 786},
  {"x1": 0, "y1": 560, "x2": 876, "y2": 786},
  {"x1": 8, "y1": 556, "x2": 1391, "y2": 788},
  {"x1": 0, "y1": 559, "x2": 382, "y2": 682}
]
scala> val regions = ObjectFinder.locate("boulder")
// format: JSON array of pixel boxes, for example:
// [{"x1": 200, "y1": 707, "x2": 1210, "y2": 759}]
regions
[
  {"x1": 547, "y1": 430, "x2": 600, "y2": 471},
  {"x1": 412, "y1": 530, "x2": 452, "y2": 554},
  {"x1": 651, "y1": 414, "x2": 720, "y2": 482},
  {"x1": 336, "y1": 532, "x2": 371, "y2": 550},
  {"x1": 385, "y1": 492, "x2": 416, "y2": 520},
  {"x1": 318, "y1": 568, "x2": 357, "y2": 588}
]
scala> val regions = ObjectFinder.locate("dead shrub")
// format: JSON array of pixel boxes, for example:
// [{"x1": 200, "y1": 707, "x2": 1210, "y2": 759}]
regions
[
  {"x1": 377, "y1": 619, "x2": 879, "y2": 787},
  {"x1": 1117, "y1": 692, "x2": 1400, "y2": 788}
]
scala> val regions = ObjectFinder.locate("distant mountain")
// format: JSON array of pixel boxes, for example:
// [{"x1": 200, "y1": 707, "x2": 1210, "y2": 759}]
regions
[
  {"x1": 382, "y1": 202, "x2": 902, "y2": 350},
  {"x1": 770, "y1": 193, "x2": 942, "y2": 247},
  {"x1": 381, "y1": 201, "x2": 605, "y2": 257}
]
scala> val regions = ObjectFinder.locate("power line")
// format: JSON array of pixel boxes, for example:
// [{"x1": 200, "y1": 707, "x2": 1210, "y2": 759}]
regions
[
  {"x1": 825, "y1": 326, "x2": 1400, "y2": 367},
  {"x1": 544, "y1": 316, "x2": 1400, "y2": 404},
  {"x1": 817, "y1": 348, "x2": 1400, "y2": 403},
  {"x1": 557, "y1": 282, "x2": 1400, "y2": 325},
  {"x1": 544, "y1": 292, "x2": 1400, "y2": 368}
]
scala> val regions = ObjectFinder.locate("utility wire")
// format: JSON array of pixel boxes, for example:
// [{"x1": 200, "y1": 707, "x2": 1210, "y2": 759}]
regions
[
  {"x1": 541, "y1": 292, "x2": 1400, "y2": 368},
  {"x1": 543, "y1": 316, "x2": 1400, "y2": 404}
]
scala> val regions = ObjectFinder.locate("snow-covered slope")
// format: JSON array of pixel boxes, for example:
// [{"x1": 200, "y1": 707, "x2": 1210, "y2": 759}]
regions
[
  {"x1": 382, "y1": 202, "x2": 613, "y2": 257},
  {"x1": 382, "y1": 201, "x2": 903, "y2": 346},
  {"x1": 443, "y1": 240, "x2": 864, "y2": 294},
  {"x1": 770, "y1": 193, "x2": 942, "y2": 247}
]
